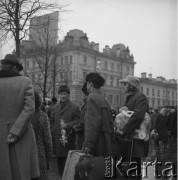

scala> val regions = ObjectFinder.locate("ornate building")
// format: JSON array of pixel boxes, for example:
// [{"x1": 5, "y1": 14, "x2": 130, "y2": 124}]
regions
[
  {"x1": 139, "y1": 72, "x2": 177, "y2": 109},
  {"x1": 21, "y1": 29, "x2": 135, "y2": 109}
]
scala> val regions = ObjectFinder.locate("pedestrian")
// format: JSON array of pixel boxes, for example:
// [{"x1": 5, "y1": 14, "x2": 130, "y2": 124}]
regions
[
  {"x1": 31, "y1": 90, "x2": 53, "y2": 180},
  {"x1": 74, "y1": 82, "x2": 89, "y2": 150},
  {"x1": 155, "y1": 108, "x2": 169, "y2": 149},
  {"x1": 50, "y1": 85, "x2": 80, "y2": 177},
  {"x1": 82, "y1": 72, "x2": 114, "y2": 156},
  {"x1": 46, "y1": 97, "x2": 57, "y2": 118},
  {"x1": 119, "y1": 75, "x2": 150, "y2": 179},
  {"x1": 170, "y1": 108, "x2": 177, "y2": 141},
  {"x1": 0, "y1": 54, "x2": 39, "y2": 180}
]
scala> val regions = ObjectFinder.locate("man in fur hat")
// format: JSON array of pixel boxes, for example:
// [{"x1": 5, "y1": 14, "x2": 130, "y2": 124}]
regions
[
  {"x1": 0, "y1": 54, "x2": 39, "y2": 180},
  {"x1": 50, "y1": 85, "x2": 80, "y2": 177}
]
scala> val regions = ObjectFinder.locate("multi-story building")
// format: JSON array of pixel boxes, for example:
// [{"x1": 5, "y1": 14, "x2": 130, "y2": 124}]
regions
[
  {"x1": 139, "y1": 72, "x2": 177, "y2": 109},
  {"x1": 21, "y1": 29, "x2": 135, "y2": 109}
]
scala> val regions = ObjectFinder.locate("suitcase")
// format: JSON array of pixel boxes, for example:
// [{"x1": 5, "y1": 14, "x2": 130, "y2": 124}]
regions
[
  {"x1": 75, "y1": 156, "x2": 106, "y2": 180},
  {"x1": 62, "y1": 150, "x2": 85, "y2": 180}
]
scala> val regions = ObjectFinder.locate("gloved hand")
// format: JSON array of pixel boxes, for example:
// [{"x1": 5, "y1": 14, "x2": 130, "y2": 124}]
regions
[{"x1": 82, "y1": 147, "x2": 91, "y2": 154}]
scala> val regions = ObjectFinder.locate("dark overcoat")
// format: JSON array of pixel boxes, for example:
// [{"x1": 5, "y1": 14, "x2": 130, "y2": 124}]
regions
[
  {"x1": 50, "y1": 100, "x2": 80, "y2": 157},
  {"x1": 122, "y1": 90, "x2": 149, "y2": 157},
  {"x1": 155, "y1": 114, "x2": 169, "y2": 143},
  {"x1": 0, "y1": 70, "x2": 39, "y2": 180},
  {"x1": 83, "y1": 89, "x2": 114, "y2": 156}
]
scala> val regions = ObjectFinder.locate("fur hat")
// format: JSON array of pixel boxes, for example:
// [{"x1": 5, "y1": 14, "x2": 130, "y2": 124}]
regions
[
  {"x1": 1, "y1": 54, "x2": 23, "y2": 71},
  {"x1": 120, "y1": 75, "x2": 140, "y2": 88},
  {"x1": 58, "y1": 85, "x2": 70, "y2": 94}
]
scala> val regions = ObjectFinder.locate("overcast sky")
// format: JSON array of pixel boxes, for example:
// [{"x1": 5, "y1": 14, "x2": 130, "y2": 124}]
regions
[{"x1": 2, "y1": 0, "x2": 177, "y2": 80}]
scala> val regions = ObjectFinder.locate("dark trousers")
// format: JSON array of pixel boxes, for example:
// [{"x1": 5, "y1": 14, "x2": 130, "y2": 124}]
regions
[{"x1": 57, "y1": 157, "x2": 67, "y2": 177}]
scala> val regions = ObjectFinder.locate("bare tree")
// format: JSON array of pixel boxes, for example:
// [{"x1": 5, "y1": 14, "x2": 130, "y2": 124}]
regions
[
  {"x1": 22, "y1": 13, "x2": 72, "y2": 101},
  {"x1": 0, "y1": 0, "x2": 65, "y2": 57}
]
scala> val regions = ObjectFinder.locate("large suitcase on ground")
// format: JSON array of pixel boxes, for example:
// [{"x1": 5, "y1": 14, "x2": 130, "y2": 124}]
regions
[
  {"x1": 62, "y1": 150, "x2": 85, "y2": 180},
  {"x1": 75, "y1": 156, "x2": 106, "y2": 180}
]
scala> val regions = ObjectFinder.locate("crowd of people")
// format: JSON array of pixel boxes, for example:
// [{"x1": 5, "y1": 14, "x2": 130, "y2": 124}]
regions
[{"x1": 0, "y1": 54, "x2": 177, "y2": 180}]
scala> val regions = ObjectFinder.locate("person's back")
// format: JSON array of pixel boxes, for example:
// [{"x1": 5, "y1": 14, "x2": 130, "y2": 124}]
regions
[{"x1": 0, "y1": 54, "x2": 39, "y2": 180}]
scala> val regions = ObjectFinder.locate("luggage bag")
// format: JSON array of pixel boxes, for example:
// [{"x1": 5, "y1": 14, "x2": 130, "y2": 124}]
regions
[{"x1": 62, "y1": 150, "x2": 85, "y2": 180}]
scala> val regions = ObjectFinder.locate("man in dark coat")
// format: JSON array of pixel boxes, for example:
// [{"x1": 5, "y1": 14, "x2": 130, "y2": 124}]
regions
[
  {"x1": 50, "y1": 85, "x2": 80, "y2": 177},
  {"x1": 82, "y1": 72, "x2": 114, "y2": 156},
  {"x1": 46, "y1": 97, "x2": 57, "y2": 118},
  {"x1": 119, "y1": 75, "x2": 149, "y2": 179}
]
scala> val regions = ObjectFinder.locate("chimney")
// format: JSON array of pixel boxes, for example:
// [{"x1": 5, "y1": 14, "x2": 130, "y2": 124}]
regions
[
  {"x1": 148, "y1": 73, "x2": 152, "y2": 79},
  {"x1": 141, "y1": 72, "x2": 147, "y2": 78}
]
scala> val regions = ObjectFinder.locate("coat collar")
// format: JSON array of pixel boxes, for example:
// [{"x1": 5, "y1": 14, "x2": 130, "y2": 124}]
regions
[
  {"x1": 56, "y1": 100, "x2": 73, "y2": 114},
  {"x1": 0, "y1": 69, "x2": 21, "y2": 78}
]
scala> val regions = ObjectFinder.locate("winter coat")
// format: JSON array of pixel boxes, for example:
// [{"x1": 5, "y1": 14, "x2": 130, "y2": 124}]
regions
[
  {"x1": 0, "y1": 70, "x2": 39, "y2": 180},
  {"x1": 122, "y1": 90, "x2": 149, "y2": 157},
  {"x1": 31, "y1": 110, "x2": 53, "y2": 180},
  {"x1": 83, "y1": 89, "x2": 114, "y2": 156},
  {"x1": 50, "y1": 100, "x2": 80, "y2": 157}
]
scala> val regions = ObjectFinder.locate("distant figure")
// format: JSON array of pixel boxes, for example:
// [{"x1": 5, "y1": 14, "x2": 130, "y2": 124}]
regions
[
  {"x1": 46, "y1": 97, "x2": 57, "y2": 118},
  {"x1": 31, "y1": 90, "x2": 53, "y2": 180},
  {"x1": 155, "y1": 108, "x2": 169, "y2": 149},
  {"x1": 0, "y1": 54, "x2": 39, "y2": 180}
]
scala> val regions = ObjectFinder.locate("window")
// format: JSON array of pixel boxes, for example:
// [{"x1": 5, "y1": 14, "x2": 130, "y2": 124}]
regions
[
  {"x1": 70, "y1": 55, "x2": 73, "y2": 64},
  {"x1": 61, "y1": 57, "x2": 64, "y2": 65},
  {"x1": 141, "y1": 87, "x2": 143, "y2": 93},
  {"x1": 103, "y1": 75, "x2": 107, "y2": 85},
  {"x1": 163, "y1": 100, "x2": 165, "y2": 106},
  {"x1": 167, "y1": 91, "x2": 170, "y2": 98},
  {"x1": 158, "y1": 100, "x2": 160, "y2": 108},
  {"x1": 111, "y1": 63, "x2": 114, "y2": 71},
  {"x1": 104, "y1": 62, "x2": 108, "y2": 70},
  {"x1": 83, "y1": 56, "x2": 87, "y2": 65},
  {"x1": 127, "y1": 66, "x2": 129, "y2": 74},
  {"x1": 109, "y1": 94, "x2": 113, "y2": 104},
  {"x1": 147, "y1": 88, "x2": 149, "y2": 95},
  {"x1": 117, "y1": 64, "x2": 120, "y2": 72},
  {"x1": 116, "y1": 95, "x2": 119, "y2": 105},
  {"x1": 69, "y1": 71, "x2": 72, "y2": 81},
  {"x1": 83, "y1": 71, "x2": 87, "y2": 81},
  {"x1": 172, "y1": 91, "x2": 174, "y2": 99},
  {"x1": 163, "y1": 90, "x2": 165, "y2": 97},
  {"x1": 152, "y1": 89, "x2": 155, "y2": 96},
  {"x1": 158, "y1": 90, "x2": 160, "y2": 97},
  {"x1": 110, "y1": 76, "x2": 113, "y2": 86},
  {"x1": 65, "y1": 56, "x2": 68, "y2": 65},
  {"x1": 117, "y1": 79, "x2": 120, "y2": 87},
  {"x1": 152, "y1": 100, "x2": 155, "y2": 108}
]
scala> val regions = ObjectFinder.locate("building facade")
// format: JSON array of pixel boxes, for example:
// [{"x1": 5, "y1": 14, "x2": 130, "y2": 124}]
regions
[
  {"x1": 21, "y1": 29, "x2": 135, "y2": 109},
  {"x1": 139, "y1": 72, "x2": 177, "y2": 109}
]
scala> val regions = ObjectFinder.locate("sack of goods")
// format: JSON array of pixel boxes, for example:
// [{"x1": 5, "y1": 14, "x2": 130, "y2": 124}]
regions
[{"x1": 114, "y1": 106, "x2": 151, "y2": 141}]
